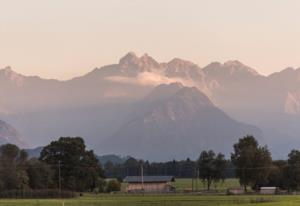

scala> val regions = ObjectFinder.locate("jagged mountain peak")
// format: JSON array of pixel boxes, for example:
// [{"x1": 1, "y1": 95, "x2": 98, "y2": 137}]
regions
[
  {"x1": 118, "y1": 52, "x2": 161, "y2": 74},
  {"x1": 119, "y1": 52, "x2": 140, "y2": 66},
  {"x1": 268, "y1": 67, "x2": 300, "y2": 82},
  {"x1": 223, "y1": 60, "x2": 259, "y2": 76},
  {"x1": 224, "y1": 60, "x2": 244, "y2": 66},
  {"x1": 281, "y1": 67, "x2": 295, "y2": 72},
  {"x1": 167, "y1": 58, "x2": 199, "y2": 68},
  {"x1": 205, "y1": 61, "x2": 222, "y2": 68},
  {"x1": 139, "y1": 53, "x2": 160, "y2": 68},
  {"x1": 277, "y1": 67, "x2": 300, "y2": 74},
  {"x1": 203, "y1": 60, "x2": 260, "y2": 82},
  {"x1": 0, "y1": 66, "x2": 18, "y2": 75},
  {"x1": 0, "y1": 66, "x2": 25, "y2": 86},
  {"x1": 119, "y1": 52, "x2": 159, "y2": 65},
  {"x1": 164, "y1": 58, "x2": 205, "y2": 82}
]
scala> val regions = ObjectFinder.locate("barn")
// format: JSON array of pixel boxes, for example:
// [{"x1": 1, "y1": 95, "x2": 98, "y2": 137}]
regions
[
  {"x1": 124, "y1": 176, "x2": 175, "y2": 193},
  {"x1": 260, "y1": 187, "x2": 277, "y2": 195}
]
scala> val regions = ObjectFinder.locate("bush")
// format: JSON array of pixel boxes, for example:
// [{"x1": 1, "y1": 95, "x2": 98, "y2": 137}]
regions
[
  {"x1": 0, "y1": 189, "x2": 76, "y2": 199},
  {"x1": 106, "y1": 180, "x2": 121, "y2": 193}
]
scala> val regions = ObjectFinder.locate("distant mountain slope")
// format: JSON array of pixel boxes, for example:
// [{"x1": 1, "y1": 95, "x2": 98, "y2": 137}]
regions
[
  {"x1": 97, "y1": 154, "x2": 129, "y2": 165},
  {"x1": 0, "y1": 120, "x2": 26, "y2": 147},
  {"x1": 25, "y1": 146, "x2": 43, "y2": 158},
  {"x1": 102, "y1": 83, "x2": 263, "y2": 161},
  {"x1": 2, "y1": 52, "x2": 300, "y2": 159},
  {"x1": 0, "y1": 52, "x2": 211, "y2": 147}
]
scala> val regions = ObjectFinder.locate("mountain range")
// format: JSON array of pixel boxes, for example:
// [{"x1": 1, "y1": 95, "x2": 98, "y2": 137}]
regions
[{"x1": 1, "y1": 52, "x2": 300, "y2": 160}]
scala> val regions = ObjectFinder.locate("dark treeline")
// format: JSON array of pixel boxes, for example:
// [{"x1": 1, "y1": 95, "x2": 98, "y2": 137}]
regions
[
  {"x1": 104, "y1": 158, "x2": 235, "y2": 180},
  {"x1": 2, "y1": 135, "x2": 300, "y2": 195},
  {"x1": 104, "y1": 135, "x2": 300, "y2": 191}
]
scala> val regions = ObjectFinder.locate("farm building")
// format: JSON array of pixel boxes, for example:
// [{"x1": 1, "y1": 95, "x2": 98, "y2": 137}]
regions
[
  {"x1": 260, "y1": 187, "x2": 277, "y2": 195},
  {"x1": 124, "y1": 176, "x2": 175, "y2": 193}
]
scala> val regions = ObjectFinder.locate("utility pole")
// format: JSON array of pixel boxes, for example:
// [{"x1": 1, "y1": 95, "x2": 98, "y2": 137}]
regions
[
  {"x1": 141, "y1": 164, "x2": 144, "y2": 193},
  {"x1": 196, "y1": 169, "x2": 199, "y2": 192},
  {"x1": 58, "y1": 160, "x2": 61, "y2": 198}
]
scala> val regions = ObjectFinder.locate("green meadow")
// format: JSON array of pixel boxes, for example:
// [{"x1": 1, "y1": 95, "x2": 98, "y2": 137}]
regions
[
  {"x1": 0, "y1": 179, "x2": 297, "y2": 206},
  {"x1": 173, "y1": 178, "x2": 241, "y2": 192},
  {"x1": 120, "y1": 178, "x2": 241, "y2": 192},
  {"x1": 0, "y1": 195, "x2": 299, "y2": 206}
]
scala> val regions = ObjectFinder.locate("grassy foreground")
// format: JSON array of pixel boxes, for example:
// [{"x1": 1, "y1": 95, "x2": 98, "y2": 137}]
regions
[
  {"x1": 0, "y1": 179, "x2": 293, "y2": 206},
  {"x1": 0, "y1": 195, "x2": 299, "y2": 206}
]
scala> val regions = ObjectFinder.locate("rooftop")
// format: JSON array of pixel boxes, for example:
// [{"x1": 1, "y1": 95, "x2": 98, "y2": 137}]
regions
[{"x1": 123, "y1": 176, "x2": 175, "y2": 183}]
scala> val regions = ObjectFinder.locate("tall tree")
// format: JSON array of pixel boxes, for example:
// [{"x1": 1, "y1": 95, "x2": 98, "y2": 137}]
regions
[
  {"x1": 26, "y1": 158, "x2": 54, "y2": 189},
  {"x1": 287, "y1": 150, "x2": 300, "y2": 190},
  {"x1": 197, "y1": 150, "x2": 227, "y2": 190},
  {"x1": 231, "y1": 135, "x2": 272, "y2": 191},
  {"x1": 39, "y1": 137, "x2": 104, "y2": 191},
  {"x1": 0, "y1": 144, "x2": 29, "y2": 191},
  {"x1": 267, "y1": 160, "x2": 288, "y2": 189}
]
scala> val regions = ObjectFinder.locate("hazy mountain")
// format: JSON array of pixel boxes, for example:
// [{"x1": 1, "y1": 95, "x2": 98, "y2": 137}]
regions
[
  {"x1": 202, "y1": 62, "x2": 300, "y2": 157},
  {"x1": 25, "y1": 146, "x2": 43, "y2": 158},
  {"x1": 0, "y1": 120, "x2": 26, "y2": 147},
  {"x1": 0, "y1": 52, "x2": 210, "y2": 148},
  {"x1": 203, "y1": 60, "x2": 260, "y2": 83},
  {"x1": 102, "y1": 83, "x2": 263, "y2": 161},
  {"x1": 2, "y1": 52, "x2": 300, "y2": 159},
  {"x1": 97, "y1": 154, "x2": 129, "y2": 165}
]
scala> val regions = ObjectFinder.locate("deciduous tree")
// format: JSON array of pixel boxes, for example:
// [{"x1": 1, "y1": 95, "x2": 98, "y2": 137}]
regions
[
  {"x1": 197, "y1": 150, "x2": 227, "y2": 190},
  {"x1": 231, "y1": 135, "x2": 272, "y2": 191},
  {"x1": 39, "y1": 137, "x2": 104, "y2": 191}
]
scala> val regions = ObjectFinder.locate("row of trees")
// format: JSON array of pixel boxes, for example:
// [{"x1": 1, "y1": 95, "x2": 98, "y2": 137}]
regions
[
  {"x1": 105, "y1": 158, "x2": 200, "y2": 179},
  {"x1": 3, "y1": 135, "x2": 300, "y2": 193},
  {"x1": 104, "y1": 135, "x2": 300, "y2": 191}
]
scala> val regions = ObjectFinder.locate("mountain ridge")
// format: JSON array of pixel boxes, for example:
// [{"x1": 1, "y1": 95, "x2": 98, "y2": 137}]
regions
[{"x1": 1, "y1": 52, "x2": 300, "y2": 160}]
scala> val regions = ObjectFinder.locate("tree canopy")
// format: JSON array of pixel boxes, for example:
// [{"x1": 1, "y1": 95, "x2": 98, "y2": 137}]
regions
[
  {"x1": 39, "y1": 137, "x2": 104, "y2": 191},
  {"x1": 197, "y1": 150, "x2": 227, "y2": 190},
  {"x1": 231, "y1": 135, "x2": 272, "y2": 191}
]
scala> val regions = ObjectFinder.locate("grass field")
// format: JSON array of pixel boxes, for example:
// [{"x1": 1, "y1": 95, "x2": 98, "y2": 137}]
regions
[
  {"x1": 0, "y1": 195, "x2": 299, "y2": 206},
  {"x1": 121, "y1": 178, "x2": 241, "y2": 192},
  {"x1": 0, "y1": 179, "x2": 295, "y2": 206},
  {"x1": 173, "y1": 178, "x2": 240, "y2": 192}
]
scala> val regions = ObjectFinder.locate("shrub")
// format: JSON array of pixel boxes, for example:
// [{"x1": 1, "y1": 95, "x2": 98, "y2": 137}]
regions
[
  {"x1": 0, "y1": 189, "x2": 75, "y2": 199},
  {"x1": 106, "y1": 180, "x2": 121, "y2": 193}
]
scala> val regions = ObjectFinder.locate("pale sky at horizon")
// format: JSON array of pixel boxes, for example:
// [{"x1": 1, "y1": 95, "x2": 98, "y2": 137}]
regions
[{"x1": 1, "y1": 0, "x2": 300, "y2": 79}]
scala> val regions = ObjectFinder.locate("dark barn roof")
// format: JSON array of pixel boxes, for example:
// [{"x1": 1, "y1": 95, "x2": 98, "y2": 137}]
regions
[{"x1": 124, "y1": 176, "x2": 175, "y2": 183}]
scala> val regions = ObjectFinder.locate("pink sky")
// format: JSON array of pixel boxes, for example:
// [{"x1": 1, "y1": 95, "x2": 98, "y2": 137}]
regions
[{"x1": 1, "y1": 0, "x2": 300, "y2": 79}]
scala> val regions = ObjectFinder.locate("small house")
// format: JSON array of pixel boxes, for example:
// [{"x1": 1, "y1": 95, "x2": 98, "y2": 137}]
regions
[
  {"x1": 260, "y1": 187, "x2": 277, "y2": 195},
  {"x1": 123, "y1": 176, "x2": 175, "y2": 193}
]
